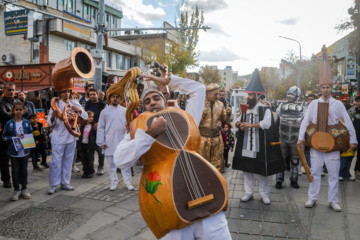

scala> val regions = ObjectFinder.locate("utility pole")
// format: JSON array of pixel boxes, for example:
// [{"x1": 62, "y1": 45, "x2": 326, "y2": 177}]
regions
[{"x1": 94, "y1": 0, "x2": 105, "y2": 90}]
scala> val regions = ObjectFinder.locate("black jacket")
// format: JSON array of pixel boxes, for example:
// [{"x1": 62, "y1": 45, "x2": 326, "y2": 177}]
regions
[
  {"x1": 85, "y1": 100, "x2": 107, "y2": 123},
  {"x1": 0, "y1": 97, "x2": 22, "y2": 131},
  {"x1": 77, "y1": 124, "x2": 96, "y2": 151}
]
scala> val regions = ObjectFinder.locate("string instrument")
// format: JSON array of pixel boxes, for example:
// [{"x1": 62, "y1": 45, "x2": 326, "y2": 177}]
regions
[
  {"x1": 130, "y1": 108, "x2": 228, "y2": 239},
  {"x1": 119, "y1": 63, "x2": 227, "y2": 239},
  {"x1": 305, "y1": 102, "x2": 349, "y2": 152},
  {"x1": 50, "y1": 47, "x2": 95, "y2": 137}
]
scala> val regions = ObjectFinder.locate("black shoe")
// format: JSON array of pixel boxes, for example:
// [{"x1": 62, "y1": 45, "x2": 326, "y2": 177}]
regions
[
  {"x1": 82, "y1": 174, "x2": 88, "y2": 178},
  {"x1": 117, "y1": 168, "x2": 121, "y2": 173},
  {"x1": 275, "y1": 182, "x2": 282, "y2": 189},
  {"x1": 87, "y1": 174, "x2": 94, "y2": 178},
  {"x1": 291, "y1": 181, "x2": 299, "y2": 189},
  {"x1": 131, "y1": 167, "x2": 134, "y2": 176},
  {"x1": 40, "y1": 162, "x2": 50, "y2": 168},
  {"x1": 3, "y1": 181, "x2": 12, "y2": 188},
  {"x1": 225, "y1": 163, "x2": 231, "y2": 168}
]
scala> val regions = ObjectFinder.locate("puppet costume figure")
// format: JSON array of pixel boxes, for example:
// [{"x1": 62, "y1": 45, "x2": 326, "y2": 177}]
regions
[
  {"x1": 298, "y1": 46, "x2": 357, "y2": 212},
  {"x1": 199, "y1": 83, "x2": 231, "y2": 172},
  {"x1": 232, "y1": 69, "x2": 285, "y2": 205},
  {"x1": 275, "y1": 86, "x2": 305, "y2": 189}
]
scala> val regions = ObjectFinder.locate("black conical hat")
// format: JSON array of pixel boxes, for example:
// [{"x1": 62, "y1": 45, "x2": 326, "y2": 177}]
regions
[{"x1": 245, "y1": 69, "x2": 265, "y2": 94}]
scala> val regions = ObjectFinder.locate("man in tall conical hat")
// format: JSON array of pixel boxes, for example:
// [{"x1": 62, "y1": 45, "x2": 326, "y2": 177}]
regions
[
  {"x1": 298, "y1": 45, "x2": 357, "y2": 212},
  {"x1": 199, "y1": 83, "x2": 232, "y2": 173},
  {"x1": 232, "y1": 69, "x2": 285, "y2": 205}
]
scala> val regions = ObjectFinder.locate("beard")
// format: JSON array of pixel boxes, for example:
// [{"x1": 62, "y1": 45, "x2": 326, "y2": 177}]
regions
[{"x1": 246, "y1": 97, "x2": 257, "y2": 109}]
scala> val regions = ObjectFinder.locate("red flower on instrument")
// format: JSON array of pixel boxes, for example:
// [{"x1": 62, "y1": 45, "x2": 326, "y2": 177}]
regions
[
  {"x1": 142, "y1": 171, "x2": 162, "y2": 207},
  {"x1": 147, "y1": 170, "x2": 161, "y2": 183}
]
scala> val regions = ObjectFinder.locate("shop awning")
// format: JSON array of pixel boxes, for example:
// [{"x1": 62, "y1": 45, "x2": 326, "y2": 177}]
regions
[{"x1": 15, "y1": 86, "x2": 50, "y2": 93}]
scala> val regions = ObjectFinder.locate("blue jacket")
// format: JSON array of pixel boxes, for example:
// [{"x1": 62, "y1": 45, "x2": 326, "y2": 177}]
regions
[{"x1": 3, "y1": 118, "x2": 33, "y2": 156}]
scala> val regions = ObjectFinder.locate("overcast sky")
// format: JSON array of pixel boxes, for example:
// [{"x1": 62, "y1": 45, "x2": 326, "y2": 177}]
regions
[{"x1": 107, "y1": 0, "x2": 355, "y2": 75}]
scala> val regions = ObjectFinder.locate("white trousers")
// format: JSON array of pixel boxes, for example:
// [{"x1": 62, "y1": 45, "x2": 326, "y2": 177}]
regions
[
  {"x1": 49, "y1": 142, "x2": 76, "y2": 187},
  {"x1": 107, "y1": 156, "x2": 132, "y2": 186},
  {"x1": 160, "y1": 212, "x2": 231, "y2": 240},
  {"x1": 308, "y1": 149, "x2": 340, "y2": 203},
  {"x1": 243, "y1": 172, "x2": 270, "y2": 197}
]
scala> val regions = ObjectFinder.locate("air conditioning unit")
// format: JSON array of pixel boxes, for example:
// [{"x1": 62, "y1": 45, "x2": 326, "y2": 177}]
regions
[{"x1": 1, "y1": 54, "x2": 15, "y2": 64}]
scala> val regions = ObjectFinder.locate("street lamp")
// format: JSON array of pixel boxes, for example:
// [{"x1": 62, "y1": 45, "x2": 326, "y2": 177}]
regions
[{"x1": 279, "y1": 36, "x2": 302, "y2": 62}]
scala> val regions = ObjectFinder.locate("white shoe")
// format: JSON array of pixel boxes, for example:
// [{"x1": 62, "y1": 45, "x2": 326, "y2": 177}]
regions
[
  {"x1": 241, "y1": 194, "x2": 253, "y2": 202},
  {"x1": 109, "y1": 184, "x2": 117, "y2": 191},
  {"x1": 305, "y1": 199, "x2": 316, "y2": 208},
  {"x1": 321, "y1": 172, "x2": 325, "y2": 176},
  {"x1": 349, "y1": 176, "x2": 356, "y2": 181},
  {"x1": 261, "y1": 196, "x2": 271, "y2": 205},
  {"x1": 126, "y1": 184, "x2": 135, "y2": 191},
  {"x1": 330, "y1": 202, "x2": 342, "y2": 212},
  {"x1": 21, "y1": 189, "x2": 31, "y2": 199},
  {"x1": 48, "y1": 186, "x2": 56, "y2": 195},
  {"x1": 339, "y1": 177, "x2": 344, "y2": 181},
  {"x1": 11, "y1": 190, "x2": 21, "y2": 201},
  {"x1": 298, "y1": 172, "x2": 302, "y2": 176},
  {"x1": 72, "y1": 166, "x2": 80, "y2": 173}
]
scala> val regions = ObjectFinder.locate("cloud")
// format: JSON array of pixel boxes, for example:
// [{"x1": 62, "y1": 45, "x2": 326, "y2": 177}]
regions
[
  {"x1": 107, "y1": 0, "x2": 166, "y2": 26},
  {"x1": 207, "y1": 23, "x2": 231, "y2": 37},
  {"x1": 199, "y1": 48, "x2": 247, "y2": 62},
  {"x1": 276, "y1": 17, "x2": 301, "y2": 25},
  {"x1": 185, "y1": 0, "x2": 228, "y2": 13}
]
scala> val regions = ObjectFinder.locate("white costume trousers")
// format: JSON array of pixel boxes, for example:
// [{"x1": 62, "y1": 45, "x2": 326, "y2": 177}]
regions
[
  {"x1": 160, "y1": 212, "x2": 231, "y2": 240},
  {"x1": 107, "y1": 156, "x2": 132, "y2": 186},
  {"x1": 49, "y1": 142, "x2": 76, "y2": 187},
  {"x1": 308, "y1": 149, "x2": 340, "y2": 203},
  {"x1": 243, "y1": 172, "x2": 270, "y2": 197}
]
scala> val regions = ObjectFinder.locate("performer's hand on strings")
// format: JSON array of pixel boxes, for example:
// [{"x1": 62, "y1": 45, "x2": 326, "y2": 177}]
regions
[
  {"x1": 297, "y1": 140, "x2": 304, "y2": 148},
  {"x1": 100, "y1": 145, "x2": 108, "y2": 149},
  {"x1": 139, "y1": 75, "x2": 170, "y2": 86},
  {"x1": 51, "y1": 110, "x2": 60, "y2": 122},
  {"x1": 146, "y1": 116, "x2": 167, "y2": 138},
  {"x1": 71, "y1": 106, "x2": 82, "y2": 113}
]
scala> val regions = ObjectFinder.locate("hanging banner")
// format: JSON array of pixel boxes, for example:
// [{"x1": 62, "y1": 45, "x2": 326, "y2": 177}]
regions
[
  {"x1": 346, "y1": 55, "x2": 356, "y2": 80},
  {"x1": 341, "y1": 84, "x2": 349, "y2": 95},
  {"x1": 4, "y1": 9, "x2": 29, "y2": 35}
]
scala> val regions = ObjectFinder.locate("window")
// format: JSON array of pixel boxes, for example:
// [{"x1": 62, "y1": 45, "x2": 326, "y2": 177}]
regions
[
  {"x1": 104, "y1": 51, "x2": 112, "y2": 68},
  {"x1": 64, "y1": 39, "x2": 76, "y2": 51},
  {"x1": 68, "y1": 0, "x2": 73, "y2": 9},
  {"x1": 223, "y1": 72, "x2": 226, "y2": 76},
  {"x1": 92, "y1": 8, "x2": 96, "y2": 19},
  {"x1": 125, "y1": 56, "x2": 131, "y2": 70},
  {"x1": 31, "y1": 42, "x2": 40, "y2": 61},
  {"x1": 116, "y1": 54, "x2": 125, "y2": 70}
]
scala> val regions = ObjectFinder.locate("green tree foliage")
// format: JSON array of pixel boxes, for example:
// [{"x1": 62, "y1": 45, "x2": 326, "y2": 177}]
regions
[
  {"x1": 336, "y1": 3, "x2": 360, "y2": 63},
  {"x1": 199, "y1": 65, "x2": 221, "y2": 85}
]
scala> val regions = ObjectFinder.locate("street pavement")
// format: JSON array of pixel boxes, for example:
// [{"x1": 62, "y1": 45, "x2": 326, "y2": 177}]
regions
[{"x1": 0, "y1": 151, "x2": 359, "y2": 240}]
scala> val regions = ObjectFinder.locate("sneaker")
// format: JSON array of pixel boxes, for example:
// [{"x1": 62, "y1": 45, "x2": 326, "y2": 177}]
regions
[
  {"x1": 290, "y1": 181, "x2": 299, "y2": 189},
  {"x1": 330, "y1": 202, "x2": 342, "y2": 212},
  {"x1": 298, "y1": 171, "x2": 302, "y2": 176},
  {"x1": 321, "y1": 172, "x2": 325, "y2": 177},
  {"x1": 109, "y1": 184, "x2": 117, "y2": 191},
  {"x1": 72, "y1": 166, "x2": 80, "y2": 173},
  {"x1": 11, "y1": 190, "x2": 21, "y2": 201},
  {"x1": 61, "y1": 185, "x2": 74, "y2": 191},
  {"x1": 3, "y1": 181, "x2": 12, "y2": 188},
  {"x1": 87, "y1": 174, "x2": 94, "y2": 178},
  {"x1": 40, "y1": 162, "x2": 50, "y2": 168},
  {"x1": 261, "y1": 196, "x2": 271, "y2": 205},
  {"x1": 241, "y1": 194, "x2": 253, "y2": 202},
  {"x1": 33, "y1": 167, "x2": 43, "y2": 171},
  {"x1": 339, "y1": 177, "x2": 344, "y2": 181},
  {"x1": 97, "y1": 167, "x2": 104, "y2": 175},
  {"x1": 349, "y1": 176, "x2": 356, "y2": 181},
  {"x1": 126, "y1": 184, "x2": 135, "y2": 191},
  {"x1": 305, "y1": 199, "x2": 316, "y2": 208},
  {"x1": 48, "y1": 186, "x2": 56, "y2": 195},
  {"x1": 82, "y1": 174, "x2": 88, "y2": 179},
  {"x1": 21, "y1": 189, "x2": 31, "y2": 199},
  {"x1": 275, "y1": 182, "x2": 282, "y2": 189}
]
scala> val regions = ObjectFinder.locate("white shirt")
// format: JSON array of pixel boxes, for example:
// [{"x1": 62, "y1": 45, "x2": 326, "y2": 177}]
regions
[
  {"x1": 47, "y1": 99, "x2": 88, "y2": 144},
  {"x1": 298, "y1": 97, "x2": 357, "y2": 144},
  {"x1": 113, "y1": 75, "x2": 206, "y2": 170},
  {"x1": 96, "y1": 105, "x2": 127, "y2": 156}
]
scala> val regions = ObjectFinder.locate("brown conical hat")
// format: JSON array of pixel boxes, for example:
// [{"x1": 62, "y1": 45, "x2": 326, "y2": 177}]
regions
[{"x1": 319, "y1": 45, "x2": 333, "y2": 86}]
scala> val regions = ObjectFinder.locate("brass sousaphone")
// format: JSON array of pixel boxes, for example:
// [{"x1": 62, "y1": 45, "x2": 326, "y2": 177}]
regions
[{"x1": 50, "y1": 47, "x2": 95, "y2": 137}]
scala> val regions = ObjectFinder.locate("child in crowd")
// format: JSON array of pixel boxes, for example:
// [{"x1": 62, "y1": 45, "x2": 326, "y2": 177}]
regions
[
  {"x1": 3, "y1": 102, "x2": 33, "y2": 201},
  {"x1": 339, "y1": 149, "x2": 356, "y2": 181},
  {"x1": 29, "y1": 113, "x2": 49, "y2": 170},
  {"x1": 223, "y1": 122, "x2": 235, "y2": 168},
  {"x1": 78, "y1": 110, "x2": 96, "y2": 178}
]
